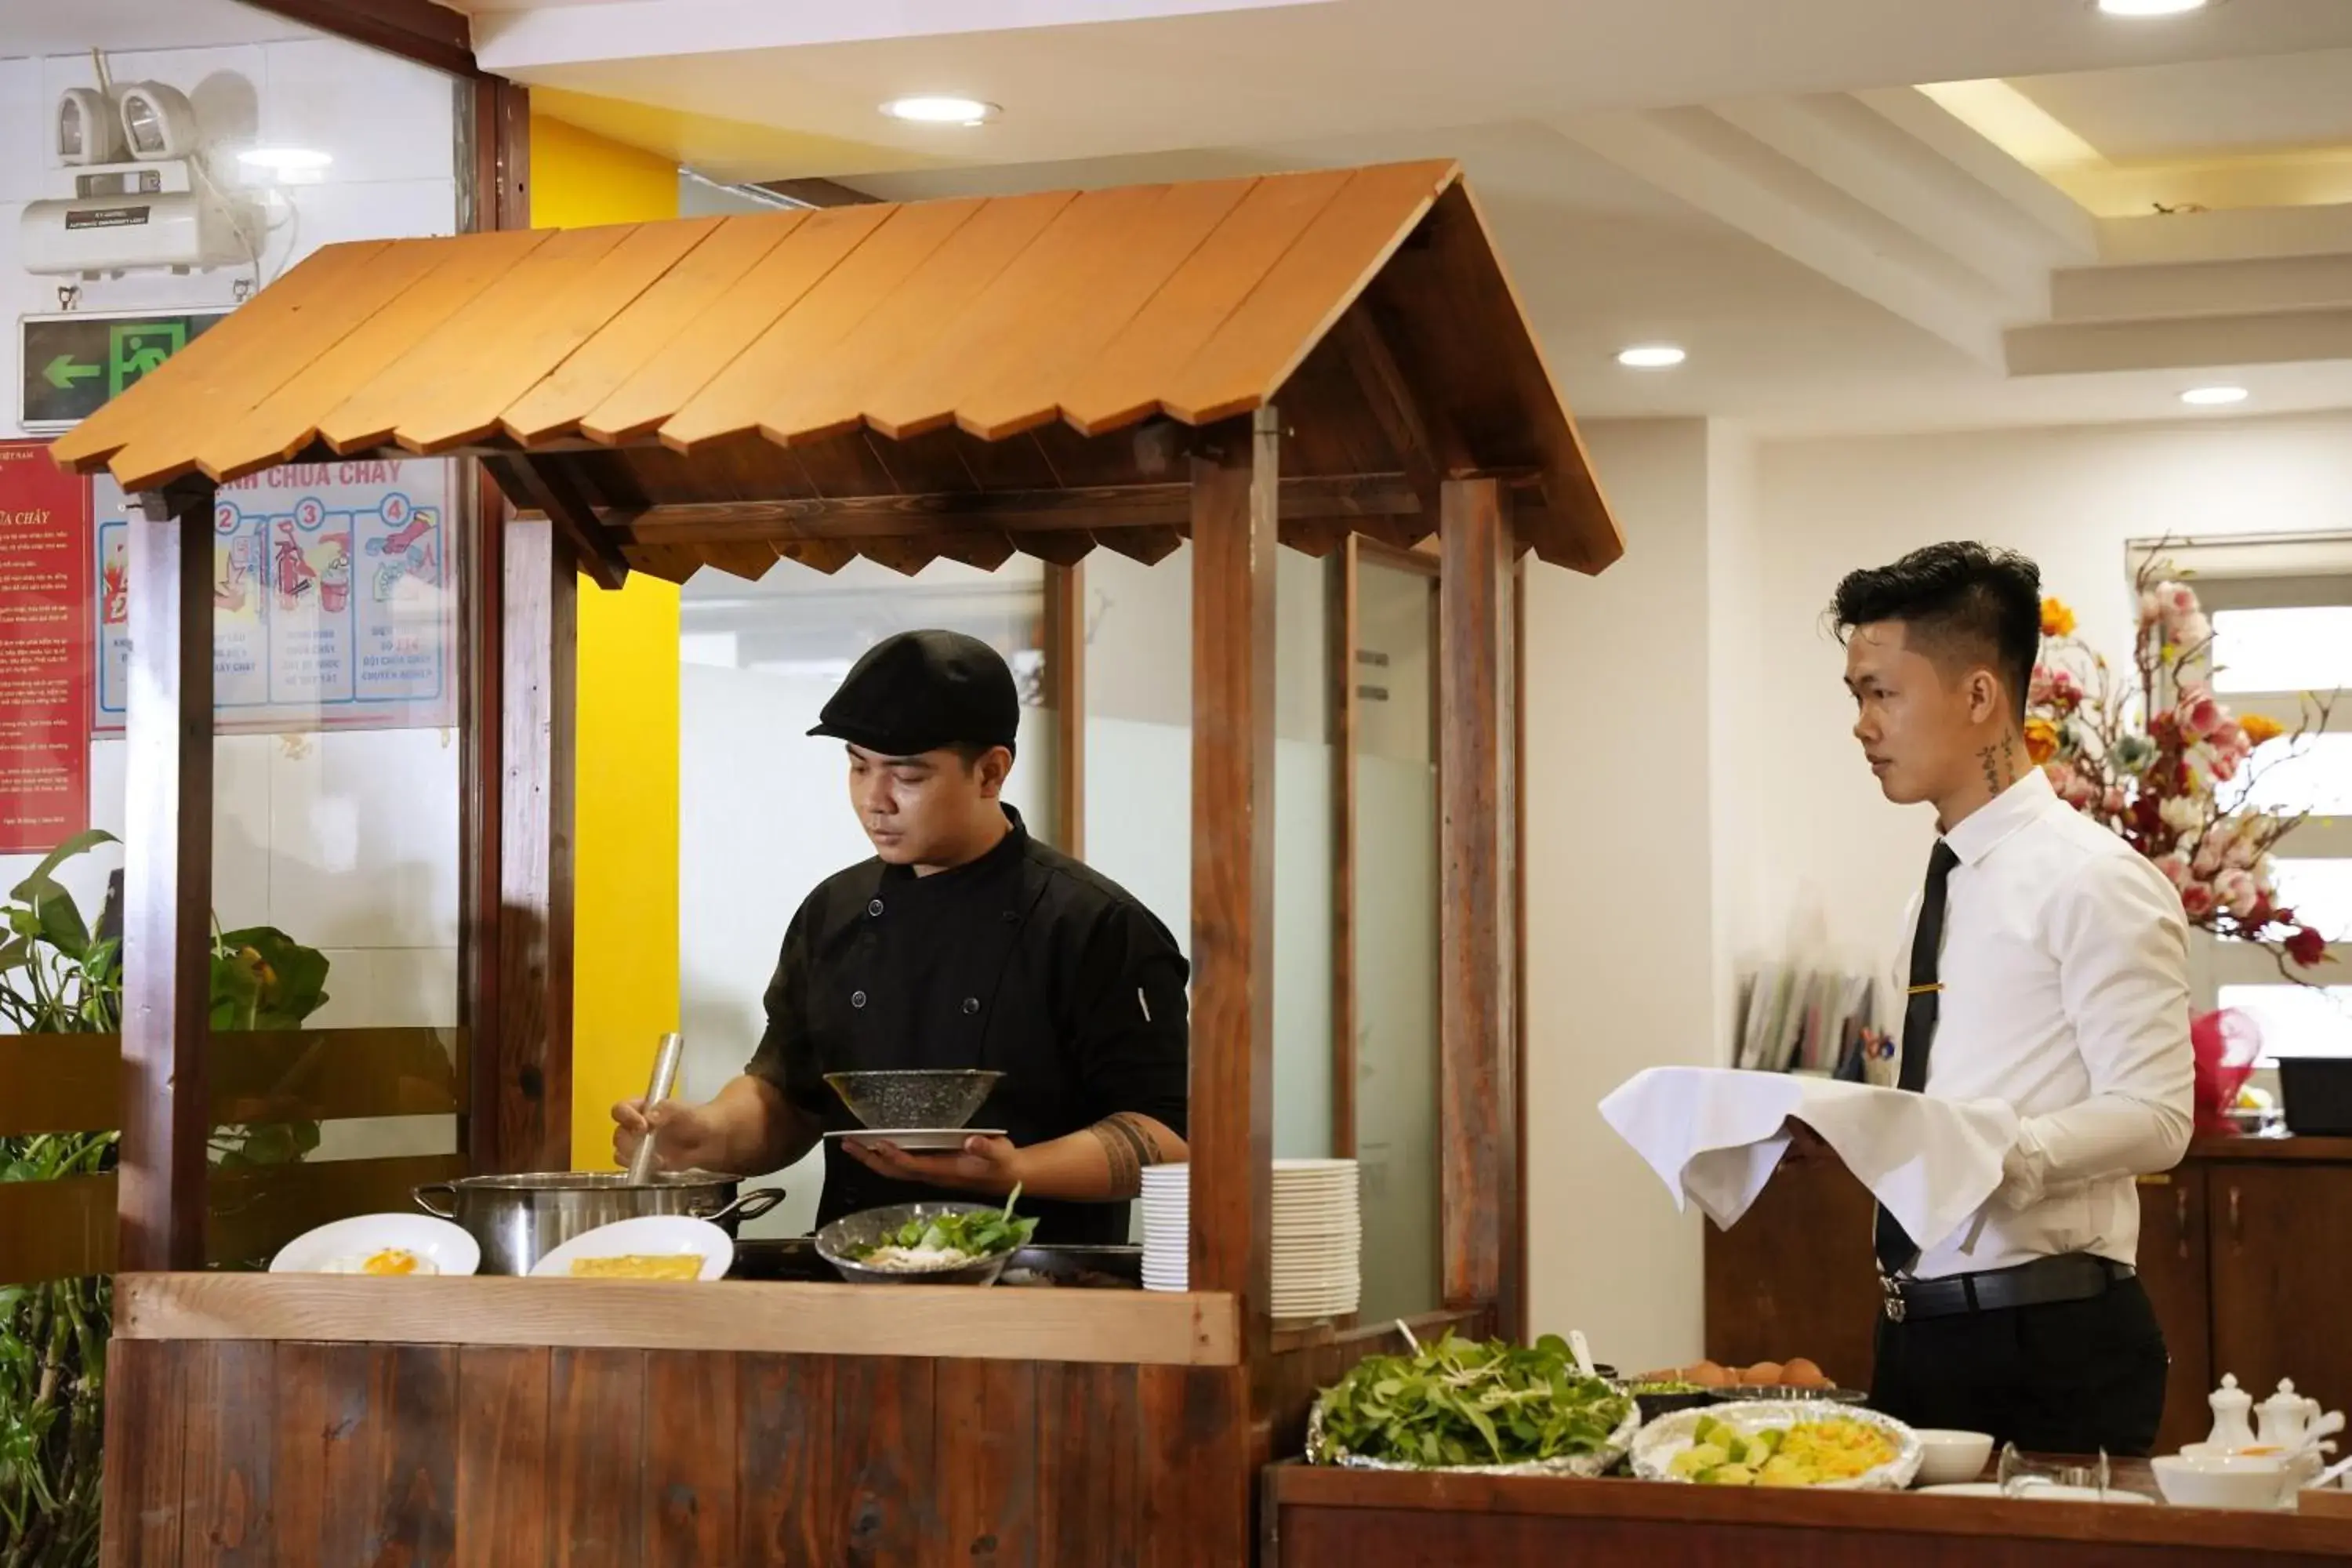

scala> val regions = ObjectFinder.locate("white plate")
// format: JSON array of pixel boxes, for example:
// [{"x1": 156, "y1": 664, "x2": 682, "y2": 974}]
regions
[
  {"x1": 271, "y1": 1214, "x2": 479, "y2": 1276},
  {"x1": 1915, "y1": 1483, "x2": 2151, "y2": 1504},
  {"x1": 531, "y1": 1215, "x2": 733, "y2": 1281},
  {"x1": 1632, "y1": 1402, "x2": 1922, "y2": 1490},
  {"x1": 824, "y1": 1128, "x2": 1007, "y2": 1152}
]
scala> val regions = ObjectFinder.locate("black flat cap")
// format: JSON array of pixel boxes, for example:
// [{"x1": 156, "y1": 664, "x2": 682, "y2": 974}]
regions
[{"x1": 808, "y1": 630, "x2": 1020, "y2": 757}]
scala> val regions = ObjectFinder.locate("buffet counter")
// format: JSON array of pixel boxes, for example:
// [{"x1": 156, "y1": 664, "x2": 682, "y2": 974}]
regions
[
  {"x1": 1264, "y1": 1461, "x2": 2352, "y2": 1566},
  {"x1": 103, "y1": 1272, "x2": 1254, "y2": 1566}
]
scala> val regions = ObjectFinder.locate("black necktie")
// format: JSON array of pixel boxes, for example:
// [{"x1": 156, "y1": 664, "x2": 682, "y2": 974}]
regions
[{"x1": 1875, "y1": 840, "x2": 1960, "y2": 1276}]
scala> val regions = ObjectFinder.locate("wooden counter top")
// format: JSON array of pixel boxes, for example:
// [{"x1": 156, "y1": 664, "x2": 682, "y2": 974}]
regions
[
  {"x1": 114, "y1": 1271, "x2": 1240, "y2": 1366},
  {"x1": 2187, "y1": 1133, "x2": 2352, "y2": 1163},
  {"x1": 1265, "y1": 1463, "x2": 2352, "y2": 1566}
]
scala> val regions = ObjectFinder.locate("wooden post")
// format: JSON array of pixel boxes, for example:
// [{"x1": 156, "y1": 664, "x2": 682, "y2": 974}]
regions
[
  {"x1": 1044, "y1": 561, "x2": 1086, "y2": 856},
  {"x1": 1188, "y1": 407, "x2": 1278, "y2": 1345},
  {"x1": 1329, "y1": 538, "x2": 1359, "y2": 1160},
  {"x1": 492, "y1": 514, "x2": 576, "y2": 1172},
  {"x1": 119, "y1": 482, "x2": 215, "y2": 1272},
  {"x1": 1437, "y1": 477, "x2": 1515, "y2": 1317}
]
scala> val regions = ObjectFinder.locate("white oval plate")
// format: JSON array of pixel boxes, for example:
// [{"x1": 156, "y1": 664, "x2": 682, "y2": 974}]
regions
[
  {"x1": 823, "y1": 1127, "x2": 1007, "y2": 1152},
  {"x1": 531, "y1": 1214, "x2": 733, "y2": 1280},
  {"x1": 1632, "y1": 1401, "x2": 1922, "y2": 1490},
  {"x1": 1917, "y1": 1483, "x2": 2151, "y2": 1504},
  {"x1": 272, "y1": 1213, "x2": 479, "y2": 1276}
]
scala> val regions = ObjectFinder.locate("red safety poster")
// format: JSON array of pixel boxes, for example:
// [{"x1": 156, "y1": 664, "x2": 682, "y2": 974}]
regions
[{"x1": 0, "y1": 442, "x2": 92, "y2": 853}]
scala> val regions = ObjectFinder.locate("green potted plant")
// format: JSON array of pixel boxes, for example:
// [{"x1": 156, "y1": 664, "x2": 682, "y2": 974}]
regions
[{"x1": 0, "y1": 831, "x2": 331, "y2": 1566}]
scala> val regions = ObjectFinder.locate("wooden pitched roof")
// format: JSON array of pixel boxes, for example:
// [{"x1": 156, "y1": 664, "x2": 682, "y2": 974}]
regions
[{"x1": 53, "y1": 160, "x2": 1622, "y2": 581}]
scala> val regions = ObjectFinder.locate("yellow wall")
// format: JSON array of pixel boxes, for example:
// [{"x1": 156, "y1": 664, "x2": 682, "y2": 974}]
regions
[{"x1": 528, "y1": 113, "x2": 683, "y2": 1167}]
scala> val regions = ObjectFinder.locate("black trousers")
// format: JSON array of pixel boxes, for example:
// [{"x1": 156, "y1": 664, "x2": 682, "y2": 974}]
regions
[{"x1": 1869, "y1": 1274, "x2": 2169, "y2": 1457}]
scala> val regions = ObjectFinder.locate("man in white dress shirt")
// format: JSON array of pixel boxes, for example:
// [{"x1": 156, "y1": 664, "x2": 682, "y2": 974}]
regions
[{"x1": 1828, "y1": 541, "x2": 2194, "y2": 1456}]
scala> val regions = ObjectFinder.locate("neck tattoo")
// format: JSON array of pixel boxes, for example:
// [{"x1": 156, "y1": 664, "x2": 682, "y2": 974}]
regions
[{"x1": 1980, "y1": 735, "x2": 2019, "y2": 799}]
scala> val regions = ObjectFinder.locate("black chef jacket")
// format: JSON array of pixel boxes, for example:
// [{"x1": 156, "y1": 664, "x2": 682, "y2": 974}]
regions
[{"x1": 745, "y1": 808, "x2": 1189, "y2": 1244}]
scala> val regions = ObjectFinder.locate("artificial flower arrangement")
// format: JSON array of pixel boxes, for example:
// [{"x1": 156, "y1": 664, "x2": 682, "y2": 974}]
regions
[{"x1": 2026, "y1": 561, "x2": 2335, "y2": 978}]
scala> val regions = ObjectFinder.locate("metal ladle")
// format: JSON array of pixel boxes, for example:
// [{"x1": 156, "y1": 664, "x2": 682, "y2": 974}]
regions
[{"x1": 625, "y1": 1032, "x2": 685, "y2": 1185}]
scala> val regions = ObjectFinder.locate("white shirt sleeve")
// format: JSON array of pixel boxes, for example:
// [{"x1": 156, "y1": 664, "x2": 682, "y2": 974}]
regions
[{"x1": 1995, "y1": 851, "x2": 2195, "y2": 1210}]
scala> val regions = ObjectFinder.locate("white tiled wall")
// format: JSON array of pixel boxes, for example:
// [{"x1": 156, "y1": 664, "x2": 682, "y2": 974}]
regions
[{"x1": 0, "y1": 36, "x2": 464, "y2": 1074}]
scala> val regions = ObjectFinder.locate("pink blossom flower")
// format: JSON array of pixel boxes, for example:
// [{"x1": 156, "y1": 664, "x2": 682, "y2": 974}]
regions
[
  {"x1": 2101, "y1": 786, "x2": 2127, "y2": 816},
  {"x1": 2138, "y1": 591, "x2": 2163, "y2": 630},
  {"x1": 2209, "y1": 745, "x2": 2241, "y2": 784},
  {"x1": 2181, "y1": 882, "x2": 2216, "y2": 919},
  {"x1": 2177, "y1": 682, "x2": 2227, "y2": 741},
  {"x1": 2154, "y1": 852, "x2": 2192, "y2": 891},
  {"x1": 2216, "y1": 867, "x2": 2261, "y2": 920}
]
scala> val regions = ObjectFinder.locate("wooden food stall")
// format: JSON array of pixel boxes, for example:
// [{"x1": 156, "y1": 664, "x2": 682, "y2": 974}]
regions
[{"x1": 58, "y1": 159, "x2": 1616, "y2": 1565}]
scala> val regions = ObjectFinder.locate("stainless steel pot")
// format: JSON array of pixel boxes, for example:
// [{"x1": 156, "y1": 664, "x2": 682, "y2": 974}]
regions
[{"x1": 413, "y1": 1171, "x2": 785, "y2": 1276}]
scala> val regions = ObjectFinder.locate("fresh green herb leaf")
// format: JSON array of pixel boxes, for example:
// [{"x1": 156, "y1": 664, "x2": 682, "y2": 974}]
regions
[{"x1": 1312, "y1": 1332, "x2": 1633, "y2": 1468}]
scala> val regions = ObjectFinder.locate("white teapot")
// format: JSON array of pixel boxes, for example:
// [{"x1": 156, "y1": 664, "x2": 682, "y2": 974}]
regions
[
  {"x1": 2254, "y1": 1379, "x2": 2343, "y2": 1490},
  {"x1": 2206, "y1": 1374, "x2": 2257, "y2": 1452}
]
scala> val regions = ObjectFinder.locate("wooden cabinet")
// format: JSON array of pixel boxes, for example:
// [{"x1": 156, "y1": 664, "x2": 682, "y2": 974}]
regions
[
  {"x1": 1701, "y1": 1160, "x2": 1878, "y2": 1392},
  {"x1": 1703, "y1": 1141, "x2": 2352, "y2": 1451},
  {"x1": 2132, "y1": 1167, "x2": 2212, "y2": 1455},
  {"x1": 2209, "y1": 1161, "x2": 2352, "y2": 1429}
]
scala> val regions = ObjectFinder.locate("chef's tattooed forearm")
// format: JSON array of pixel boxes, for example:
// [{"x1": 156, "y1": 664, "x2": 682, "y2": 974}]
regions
[{"x1": 1090, "y1": 1112, "x2": 1165, "y2": 1199}]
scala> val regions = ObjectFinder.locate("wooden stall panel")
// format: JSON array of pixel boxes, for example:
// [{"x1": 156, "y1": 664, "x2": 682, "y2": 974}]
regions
[
  {"x1": 454, "y1": 1346, "x2": 553, "y2": 1568},
  {"x1": 180, "y1": 1340, "x2": 275, "y2": 1567},
  {"x1": 1035, "y1": 1363, "x2": 1142, "y2": 1568},
  {"x1": 645, "y1": 1350, "x2": 739, "y2": 1567},
  {"x1": 1141, "y1": 1366, "x2": 1251, "y2": 1568},
  {"x1": 736, "y1": 1353, "x2": 835, "y2": 1566},
  {"x1": 829, "y1": 1356, "x2": 940, "y2": 1565},
  {"x1": 550, "y1": 1348, "x2": 648, "y2": 1568},
  {"x1": 935, "y1": 1359, "x2": 1040, "y2": 1566},
  {"x1": 100, "y1": 1337, "x2": 188, "y2": 1568}
]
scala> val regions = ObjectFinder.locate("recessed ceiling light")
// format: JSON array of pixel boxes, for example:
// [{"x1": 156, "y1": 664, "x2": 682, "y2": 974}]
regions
[
  {"x1": 2096, "y1": 0, "x2": 2209, "y2": 16},
  {"x1": 237, "y1": 146, "x2": 332, "y2": 172},
  {"x1": 2180, "y1": 385, "x2": 2249, "y2": 406},
  {"x1": 880, "y1": 96, "x2": 1000, "y2": 126},
  {"x1": 1616, "y1": 344, "x2": 1687, "y2": 369}
]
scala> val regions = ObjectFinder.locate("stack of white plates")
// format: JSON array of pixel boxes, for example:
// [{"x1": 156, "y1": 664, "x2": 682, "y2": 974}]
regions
[
  {"x1": 1140, "y1": 1160, "x2": 1362, "y2": 1320},
  {"x1": 1140, "y1": 1165, "x2": 1192, "y2": 1292}
]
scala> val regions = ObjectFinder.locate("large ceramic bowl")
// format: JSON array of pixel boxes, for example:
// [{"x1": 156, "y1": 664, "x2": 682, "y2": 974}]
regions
[
  {"x1": 825, "y1": 1069, "x2": 1003, "y2": 1130},
  {"x1": 1632, "y1": 1401, "x2": 1922, "y2": 1490},
  {"x1": 815, "y1": 1202, "x2": 1017, "y2": 1287}
]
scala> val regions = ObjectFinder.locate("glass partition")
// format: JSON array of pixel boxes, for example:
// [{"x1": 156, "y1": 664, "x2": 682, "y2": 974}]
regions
[{"x1": 1352, "y1": 552, "x2": 1442, "y2": 1323}]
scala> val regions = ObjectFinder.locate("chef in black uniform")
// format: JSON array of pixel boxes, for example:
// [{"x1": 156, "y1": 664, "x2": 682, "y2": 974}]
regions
[{"x1": 612, "y1": 629, "x2": 1190, "y2": 1243}]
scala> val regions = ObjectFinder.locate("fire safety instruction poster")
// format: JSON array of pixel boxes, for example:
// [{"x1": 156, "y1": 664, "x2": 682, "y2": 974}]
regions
[
  {"x1": 93, "y1": 457, "x2": 456, "y2": 734},
  {"x1": 0, "y1": 442, "x2": 92, "y2": 851}
]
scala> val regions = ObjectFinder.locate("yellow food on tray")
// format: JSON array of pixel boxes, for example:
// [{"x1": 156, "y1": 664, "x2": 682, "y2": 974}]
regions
[
  {"x1": 568, "y1": 1254, "x2": 702, "y2": 1280},
  {"x1": 1668, "y1": 1414, "x2": 1896, "y2": 1486}
]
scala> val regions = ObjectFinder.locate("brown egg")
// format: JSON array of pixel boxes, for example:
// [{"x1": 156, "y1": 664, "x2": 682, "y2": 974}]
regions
[
  {"x1": 1744, "y1": 1362, "x2": 1784, "y2": 1385},
  {"x1": 1692, "y1": 1362, "x2": 1731, "y2": 1388},
  {"x1": 1783, "y1": 1358, "x2": 1827, "y2": 1388}
]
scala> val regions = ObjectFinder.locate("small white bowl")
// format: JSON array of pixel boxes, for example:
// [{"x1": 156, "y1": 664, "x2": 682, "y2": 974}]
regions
[
  {"x1": 1911, "y1": 1429, "x2": 1995, "y2": 1487},
  {"x1": 531, "y1": 1214, "x2": 732, "y2": 1280},
  {"x1": 271, "y1": 1213, "x2": 478, "y2": 1276},
  {"x1": 2151, "y1": 1453, "x2": 2292, "y2": 1511}
]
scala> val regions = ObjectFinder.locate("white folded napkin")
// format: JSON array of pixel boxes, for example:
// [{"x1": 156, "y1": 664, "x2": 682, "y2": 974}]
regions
[{"x1": 1598, "y1": 1065, "x2": 2021, "y2": 1255}]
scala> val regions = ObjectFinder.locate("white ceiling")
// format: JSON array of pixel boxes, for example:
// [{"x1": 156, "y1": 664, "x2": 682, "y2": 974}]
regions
[
  {"x1": 2013, "y1": 46, "x2": 2352, "y2": 159},
  {"x1": 0, "y1": 0, "x2": 310, "y2": 58},
  {"x1": 25, "y1": 0, "x2": 2352, "y2": 438},
  {"x1": 458, "y1": 0, "x2": 2352, "y2": 166}
]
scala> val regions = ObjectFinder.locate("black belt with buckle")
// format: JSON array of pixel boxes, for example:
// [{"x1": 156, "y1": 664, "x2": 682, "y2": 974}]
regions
[{"x1": 1880, "y1": 1253, "x2": 2131, "y2": 1323}]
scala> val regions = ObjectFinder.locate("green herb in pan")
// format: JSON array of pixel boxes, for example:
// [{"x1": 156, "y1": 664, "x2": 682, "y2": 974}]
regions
[
  {"x1": 1313, "y1": 1333, "x2": 1633, "y2": 1468},
  {"x1": 854, "y1": 1187, "x2": 1040, "y2": 1261}
]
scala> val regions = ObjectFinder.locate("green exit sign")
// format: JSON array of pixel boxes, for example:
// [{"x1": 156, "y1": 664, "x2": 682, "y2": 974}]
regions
[{"x1": 19, "y1": 310, "x2": 226, "y2": 430}]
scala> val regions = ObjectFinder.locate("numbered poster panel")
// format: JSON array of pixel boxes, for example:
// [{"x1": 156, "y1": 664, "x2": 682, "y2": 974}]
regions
[{"x1": 93, "y1": 459, "x2": 456, "y2": 735}]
